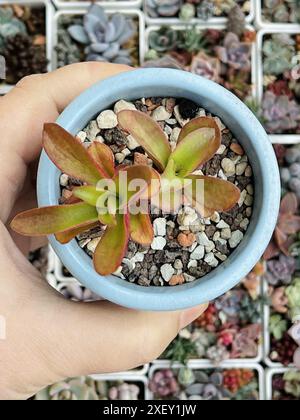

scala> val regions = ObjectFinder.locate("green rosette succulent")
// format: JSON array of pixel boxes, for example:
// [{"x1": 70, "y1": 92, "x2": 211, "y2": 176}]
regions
[
  {"x1": 35, "y1": 377, "x2": 99, "y2": 400},
  {"x1": 283, "y1": 371, "x2": 300, "y2": 398},
  {"x1": 285, "y1": 277, "x2": 300, "y2": 322}
]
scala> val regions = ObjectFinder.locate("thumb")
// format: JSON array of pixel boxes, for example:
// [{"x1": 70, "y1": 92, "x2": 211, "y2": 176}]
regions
[{"x1": 49, "y1": 300, "x2": 208, "y2": 378}]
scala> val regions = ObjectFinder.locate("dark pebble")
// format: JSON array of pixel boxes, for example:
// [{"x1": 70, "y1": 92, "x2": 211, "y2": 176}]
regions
[
  {"x1": 205, "y1": 225, "x2": 217, "y2": 238},
  {"x1": 178, "y1": 99, "x2": 199, "y2": 119},
  {"x1": 222, "y1": 132, "x2": 233, "y2": 147},
  {"x1": 236, "y1": 175, "x2": 251, "y2": 190},
  {"x1": 103, "y1": 128, "x2": 127, "y2": 146}
]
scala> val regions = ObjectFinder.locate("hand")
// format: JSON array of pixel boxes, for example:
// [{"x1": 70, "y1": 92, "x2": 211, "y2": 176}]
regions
[{"x1": 0, "y1": 63, "x2": 207, "y2": 400}]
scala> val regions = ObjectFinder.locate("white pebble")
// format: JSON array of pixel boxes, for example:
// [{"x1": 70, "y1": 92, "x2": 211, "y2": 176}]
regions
[
  {"x1": 236, "y1": 162, "x2": 247, "y2": 176},
  {"x1": 240, "y1": 218, "x2": 250, "y2": 230},
  {"x1": 151, "y1": 237, "x2": 166, "y2": 250},
  {"x1": 246, "y1": 184, "x2": 254, "y2": 195},
  {"x1": 97, "y1": 110, "x2": 118, "y2": 129},
  {"x1": 216, "y1": 220, "x2": 229, "y2": 229},
  {"x1": 213, "y1": 231, "x2": 220, "y2": 241},
  {"x1": 196, "y1": 232, "x2": 210, "y2": 246},
  {"x1": 244, "y1": 194, "x2": 253, "y2": 206},
  {"x1": 204, "y1": 252, "x2": 219, "y2": 267},
  {"x1": 153, "y1": 218, "x2": 167, "y2": 236},
  {"x1": 115, "y1": 153, "x2": 125, "y2": 163},
  {"x1": 210, "y1": 212, "x2": 220, "y2": 223},
  {"x1": 160, "y1": 264, "x2": 175, "y2": 282},
  {"x1": 85, "y1": 120, "x2": 100, "y2": 140},
  {"x1": 174, "y1": 105, "x2": 189, "y2": 127},
  {"x1": 190, "y1": 245, "x2": 205, "y2": 260},
  {"x1": 60, "y1": 173, "x2": 69, "y2": 187},
  {"x1": 133, "y1": 253, "x2": 145, "y2": 263},
  {"x1": 216, "y1": 144, "x2": 226, "y2": 155},
  {"x1": 238, "y1": 189, "x2": 247, "y2": 207},
  {"x1": 151, "y1": 106, "x2": 171, "y2": 121},
  {"x1": 221, "y1": 158, "x2": 235, "y2": 177},
  {"x1": 170, "y1": 127, "x2": 181, "y2": 143},
  {"x1": 229, "y1": 230, "x2": 244, "y2": 248},
  {"x1": 221, "y1": 228, "x2": 232, "y2": 240},
  {"x1": 123, "y1": 258, "x2": 135, "y2": 273},
  {"x1": 188, "y1": 260, "x2": 198, "y2": 269},
  {"x1": 76, "y1": 131, "x2": 87, "y2": 143},
  {"x1": 184, "y1": 273, "x2": 196, "y2": 282},
  {"x1": 87, "y1": 238, "x2": 101, "y2": 253},
  {"x1": 174, "y1": 259, "x2": 183, "y2": 270},
  {"x1": 127, "y1": 135, "x2": 139, "y2": 150},
  {"x1": 215, "y1": 252, "x2": 227, "y2": 262},
  {"x1": 245, "y1": 165, "x2": 252, "y2": 177},
  {"x1": 205, "y1": 240, "x2": 215, "y2": 252},
  {"x1": 114, "y1": 100, "x2": 136, "y2": 114}
]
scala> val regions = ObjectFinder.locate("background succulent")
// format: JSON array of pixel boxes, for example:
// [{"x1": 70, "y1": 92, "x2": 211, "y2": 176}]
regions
[
  {"x1": 263, "y1": 34, "x2": 296, "y2": 76},
  {"x1": 35, "y1": 377, "x2": 99, "y2": 400},
  {"x1": 265, "y1": 254, "x2": 296, "y2": 286},
  {"x1": 227, "y1": 4, "x2": 246, "y2": 37},
  {"x1": 67, "y1": 5, "x2": 135, "y2": 65},
  {"x1": 269, "y1": 314, "x2": 288, "y2": 340},
  {"x1": 148, "y1": 26, "x2": 178, "y2": 52},
  {"x1": 216, "y1": 32, "x2": 251, "y2": 71},
  {"x1": 146, "y1": 0, "x2": 182, "y2": 17},
  {"x1": 263, "y1": 0, "x2": 300, "y2": 23},
  {"x1": 196, "y1": 0, "x2": 215, "y2": 20},
  {"x1": 0, "y1": 6, "x2": 26, "y2": 50}
]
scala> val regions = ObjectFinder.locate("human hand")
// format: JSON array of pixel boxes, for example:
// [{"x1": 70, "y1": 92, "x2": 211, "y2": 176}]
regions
[{"x1": 0, "y1": 63, "x2": 207, "y2": 400}]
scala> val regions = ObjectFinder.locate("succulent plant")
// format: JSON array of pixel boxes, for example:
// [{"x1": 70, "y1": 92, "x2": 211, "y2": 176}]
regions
[
  {"x1": 56, "y1": 29, "x2": 82, "y2": 68},
  {"x1": 269, "y1": 314, "x2": 288, "y2": 340},
  {"x1": 230, "y1": 324, "x2": 260, "y2": 358},
  {"x1": 11, "y1": 123, "x2": 159, "y2": 276},
  {"x1": 178, "y1": 367, "x2": 195, "y2": 386},
  {"x1": 223, "y1": 369, "x2": 255, "y2": 394},
  {"x1": 149, "y1": 369, "x2": 179, "y2": 398},
  {"x1": 67, "y1": 5, "x2": 135, "y2": 65},
  {"x1": 196, "y1": 0, "x2": 214, "y2": 20},
  {"x1": 190, "y1": 52, "x2": 220, "y2": 83},
  {"x1": 146, "y1": 0, "x2": 182, "y2": 17},
  {"x1": 263, "y1": 0, "x2": 300, "y2": 23},
  {"x1": 279, "y1": 146, "x2": 300, "y2": 199},
  {"x1": 35, "y1": 377, "x2": 99, "y2": 400},
  {"x1": 216, "y1": 32, "x2": 251, "y2": 72},
  {"x1": 261, "y1": 91, "x2": 300, "y2": 134},
  {"x1": 163, "y1": 335, "x2": 197, "y2": 364},
  {"x1": 118, "y1": 111, "x2": 240, "y2": 216},
  {"x1": 285, "y1": 277, "x2": 300, "y2": 322},
  {"x1": 283, "y1": 371, "x2": 300, "y2": 398},
  {"x1": 271, "y1": 287, "x2": 289, "y2": 314},
  {"x1": 178, "y1": 27, "x2": 207, "y2": 53},
  {"x1": 0, "y1": 6, "x2": 26, "y2": 50},
  {"x1": 265, "y1": 254, "x2": 296, "y2": 286},
  {"x1": 213, "y1": 0, "x2": 236, "y2": 15},
  {"x1": 227, "y1": 4, "x2": 246, "y2": 37},
  {"x1": 263, "y1": 34, "x2": 296, "y2": 76},
  {"x1": 179, "y1": 3, "x2": 196, "y2": 21},
  {"x1": 108, "y1": 383, "x2": 140, "y2": 400},
  {"x1": 264, "y1": 192, "x2": 300, "y2": 259},
  {"x1": 148, "y1": 26, "x2": 178, "y2": 53},
  {"x1": 206, "y1": 344, "x2": 230, "y2": 364}
]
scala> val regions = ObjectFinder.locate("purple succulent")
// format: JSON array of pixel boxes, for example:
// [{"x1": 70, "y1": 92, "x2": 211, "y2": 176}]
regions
[
  {"x1": 265, "y1": 254, "x2": 296, "y2": 286},
  {"x1": 215, "y1": 32, "x2": 251, "y2": 71},
  {"x1": 190, "y1": 52, "x2": 220, "y2": 83},
  {"x1": 262, "y1": 91, "x2": 300, "y2": 134},
  {"x1": 149, "y1": 369, "x2": 179, "y2": 398}
]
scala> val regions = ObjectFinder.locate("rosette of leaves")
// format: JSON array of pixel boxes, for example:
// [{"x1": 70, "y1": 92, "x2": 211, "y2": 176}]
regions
[
  {"x1": 269, "y1": 314, "x2": 288, "y2": 340},
  {"x1": 285, "y1": 277, "x2": 300, "y2": 322},
  {"x1": 149, "y1": 369, "x2": 179, "y2": 398},
  {"x1": 0, "y1": 6, "x2": 26, "y2": 50},
  {"x1": 190, "y1": 52, "x2": 220, "y2": 83},
  {"x1": 148, "y1": 26, "x2": 178, "y2": 53},
  {"x1": 118, "y1": 110, "x2": 240, "y2": 216},
  {"x1": 177, "y1": 27, "x2": 207, "y2": 53},
  {"x1": 145, "y1": 0, "x2": 182, "y2": 18},
  {"x1": 216, "y1": 32, "x2": 251, "y2": 72},
  {"x1": 11, "y1": 124, "x2": 159, "y2": 276},
  {"x1": 261, "y1": 91, "x2": 300, "y2": 134},
  {"x1": 265, "y1": 254, "x2": 296, "y2": 286},
  {"x1": 283, "y1": 371, "x2": 300, "y2": 398},
  {"x1": 263, "y1": 34, "x2": 296, "y2": 76},
  {"x1": 227, "y1": 4, "x2": 246, "y2": 37},
  {"x1": 196, "y1": 0, "x2": 214, "y2": 20},
  {"x1": 67, "y1": 5, "x2": 135, "y2": 65},
  {"x1": 162, "y1": 335, "x2": 198, "y2": 364},
  {"x1": 263, "y1": 0, "x2": 300, "y2": 24},
  {"x1": 35, "y1": 377, "x2": 99, "y2": 400}
]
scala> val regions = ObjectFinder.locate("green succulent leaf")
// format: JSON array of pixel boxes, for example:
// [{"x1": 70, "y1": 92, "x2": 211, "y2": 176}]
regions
[
  {"x1": 93, "y1": 214, "x2": 129, "y2": 276},
  {"x1": 184, "y1": 175, "x2": 241, "y2": 217},
  {"x1": 88, "y1": 142, "x2": 115, "y2": 178},
  {"x1": 170, "y1": 127, "x2": 219, "y2": 177},
  {"x1": 117, "y1": 110, "x2": 171, "y2": 171},
  {"x1": 43, "y1": 123, "x2": 105, "y2": 185},
  {"x1": 10, "y1": 202, "x2": 99, "y2": 236},
  {"x1": 129, "y1": 213, "x2": 154, "y2": 245},
  {"x1": 72, "y1": 185, "x2": 107, "y2": 207}
]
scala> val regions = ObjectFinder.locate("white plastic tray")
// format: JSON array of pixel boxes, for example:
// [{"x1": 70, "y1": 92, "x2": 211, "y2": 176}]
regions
[
  {"x1": 265, "y1": 367, "x2": 300, "y2": 400},
  {"x1": 144, "y1": 0, "x2": 255, "y2": 26},
  {"x1": 52, "y1": 0, "x2": 142, "y2": 10},
  {"x1": 0, "y1": 0, "x2": 54, "y2": 95},
  {"x1": 49, "y1": 6, "x2": 145, "y2": 71},
  {"x1": 255, "y1": 0, "x2": 300, "y2": 30}
]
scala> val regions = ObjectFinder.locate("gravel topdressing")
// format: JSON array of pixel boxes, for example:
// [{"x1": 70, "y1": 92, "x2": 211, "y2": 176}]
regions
[{"x1": 59, "y1": 97, "x2": 254, "y2": 287}]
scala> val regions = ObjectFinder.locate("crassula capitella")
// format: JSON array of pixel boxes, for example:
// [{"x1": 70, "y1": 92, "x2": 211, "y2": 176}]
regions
[{"x1": 11, "y1": 111, "x2": 241, "y2": 278}]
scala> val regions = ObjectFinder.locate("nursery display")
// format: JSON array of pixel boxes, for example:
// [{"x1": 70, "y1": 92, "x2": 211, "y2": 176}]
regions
[
  {"x1": 55, "y1": 5, "x2": 139, "y2": 68},
  {"x1": 0, "y1": 3, "x2": 47, "y2": 85},
  {"x1": 144, "y1": 15, "x2": 254, "y2": 100},
  {"x1": 261, "y1": 0, "x2": 300, "y2": 24},
  {"x1": 145, "y1": 1, "x2": 252, "y2": 21},
  {"x1": 35, "y1": 377, "x2": 144, "y2": 400},
  {"x1": 162, "y1": 263, "x2": 264, "y2": 363},
  {"x1": 259, "y1": 33, "x2": 300, "y2": 135},
  {"x1": 272, "y1": 370, "x2": 300, "y2": 400},
  {"x1": 149, "y1": 367, "x2": 260, "y2": 400}
]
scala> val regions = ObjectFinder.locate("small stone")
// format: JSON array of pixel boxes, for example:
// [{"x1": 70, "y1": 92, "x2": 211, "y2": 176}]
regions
[
  {"x1": 170, "y1": 127, "x2": 181, "y2": 143},
  {"x1": 190, "y1": 245, "x2": 205, "y2": 260},
  {"x1": 230, "y1": 143, "x2": 244, "y2": 155},
  {"x1": 196, "y1": 232, "x2": 210, "y2": 246},
  {"x1": 151, "y1": 237, "x2": 166, "y2": 250},
  {"x1": 97, "y1": 110, "x2": 118, "y2": 129},
  {"x1": 184, "y1": 273, "x2": 196, "y2": 282},
  {"x1": 115, "y1": 152, "x2": 125, "y2": 163},
  {"x1": 61, "y1": 189, "x2": 72, "y2": 201},
  {"x1": 177, "y1": 232, "x2": 196, "y2": 247},
  {"x1": 85, "y1": 120, "x2": 100, "y2": 140},
  {"x1": 246, "y1": 207, "x2": 252, "y2": 217},
  {"x1": 205, "y1": 240, "x2": 215, "y2": 252},
  {"x1": 153, "y1": 218, "x2": 167, "y2": 236},
  {"x1": 236, "y1": 162, "x2": 247, "y2": 176},
  {"x1": 134, "y1": 152, "x2": 148, "y2": 165},
  {"x1": 215, "y1": 252, "x2": 227, "y2": 262},
  {"x1": 165, "y1": 97, "x2": 176, "y2": 113},
  {"x1": 240, "y1": 218, "x2": 250, "y2": 230},
  {"x1": 122, "y1": 148, "x2": 131, "y2": 157},
  {"x1": 214, "y1": 116, "x2": 226, "y2": 131},
  {"x1": 210, "y1": 212, "x2": 220, "y2": 223},
  {"x1": 229, "y1": 230, "x2": 244, "y2": 248},
  {"x1": 204, "y1": 252, "x2": 219, "y2": 267},
  {"x1": 151, "y1": 106, "x2": 171, "y2": 121},
  {"x1": 174, "y1": 259, "x2": 183, "y2": 270},
  {"x1": 165, "y1": 118, "x2": 177, "y2": 125},
  {"x1": 238, "y1": 189, "x2": 247, "y2": 207},
  {"x1": 133, "y1": 252, "x2": 145, "y2": 263},
  {"x1": 245, "y1": 165, "x2": 253, "y2": 177},
  {"x1": 188, "y1": 260, "x2": 197, "y2": 269},
  {"x1": 76, "y1": 131, "x2": 87, "y2": 143},
  {"x1": 221, "y1": 158, "x2": 235, "y2": 176},
  {"x1": 213, "y1": 231, "x2": 220, "y2": 241},
  {"x1": 60, "y1": 173, "x2": 69, "y2": 187},
  {"x1": 244, "y1": 194, "x2": 253, "y2": 206},
  {"x1": 87, "y1": 237, "x2": 101, "y2": 253},
  {"x1": 79, "y1": 238, "x2": 91, "y2": 248},
  {"x1": 94, "y1": 135, "x2": 105, "y2": 143},
  {"x1": 114, "y1": 100, "x2": 136, "y2": 114},
  {"x1": 216, "y1": 238, "x2": 228, "y2": 254},
  {"x1": 216, "y1": 144, "x2": 226, "y2": 155},
  {"x1": 160, "y1": 264, "x2": 175, "y2": 282},
  {"x1": 218, "y1": 169, "x2": 227, "y2": 180},
  {"x1": 246, "y1": 184, "x2": 254, "y2": 195},
  {"x1": 221, "y1": 228, "x2": 232, "y2": 240},
  {"x1": 127, "y1": 135, "x2": 140, "y2": 150},
  {"x1": 216, "y1": 220, "x2": 229, "y2": 229},
  {"x1": 123, "y1": 258, "x2": 135, "y2": 273},
  {"x1": 164, "y1": 125, "x2": 172, "y2": 136},
  {"x1": 189, "y1": 242, "x2": 198, "y2": 252},
  {"x1": 174, "y1": 105, "x2": 189, "y2": 127},
  {"x1": 169, "y1": 274, "x2": 185, "y2": 286}
]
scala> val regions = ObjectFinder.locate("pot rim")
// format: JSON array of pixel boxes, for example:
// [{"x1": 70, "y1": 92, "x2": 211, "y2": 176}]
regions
[{"x1": 37, "y1": 68, "x2": 280, "y2": 311}]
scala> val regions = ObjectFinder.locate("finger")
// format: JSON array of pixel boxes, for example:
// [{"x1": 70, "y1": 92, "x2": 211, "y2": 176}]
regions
[
  {"x1": 0, "y1": 62, "x2": 132, "y2": 223},
  {"x1": 46, "y1": 301, "x2": 208, "y2": 377}
]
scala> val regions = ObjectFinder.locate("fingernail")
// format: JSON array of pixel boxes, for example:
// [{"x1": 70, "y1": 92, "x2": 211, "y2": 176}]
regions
[{"x1": 179, "y1": 303, "x2": 209, "y2": 330}]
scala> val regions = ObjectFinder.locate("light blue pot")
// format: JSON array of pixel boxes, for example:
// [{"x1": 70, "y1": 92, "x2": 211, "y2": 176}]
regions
[{"x1": 37, "y1": 68, "x2": 280, "y2": 311}]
